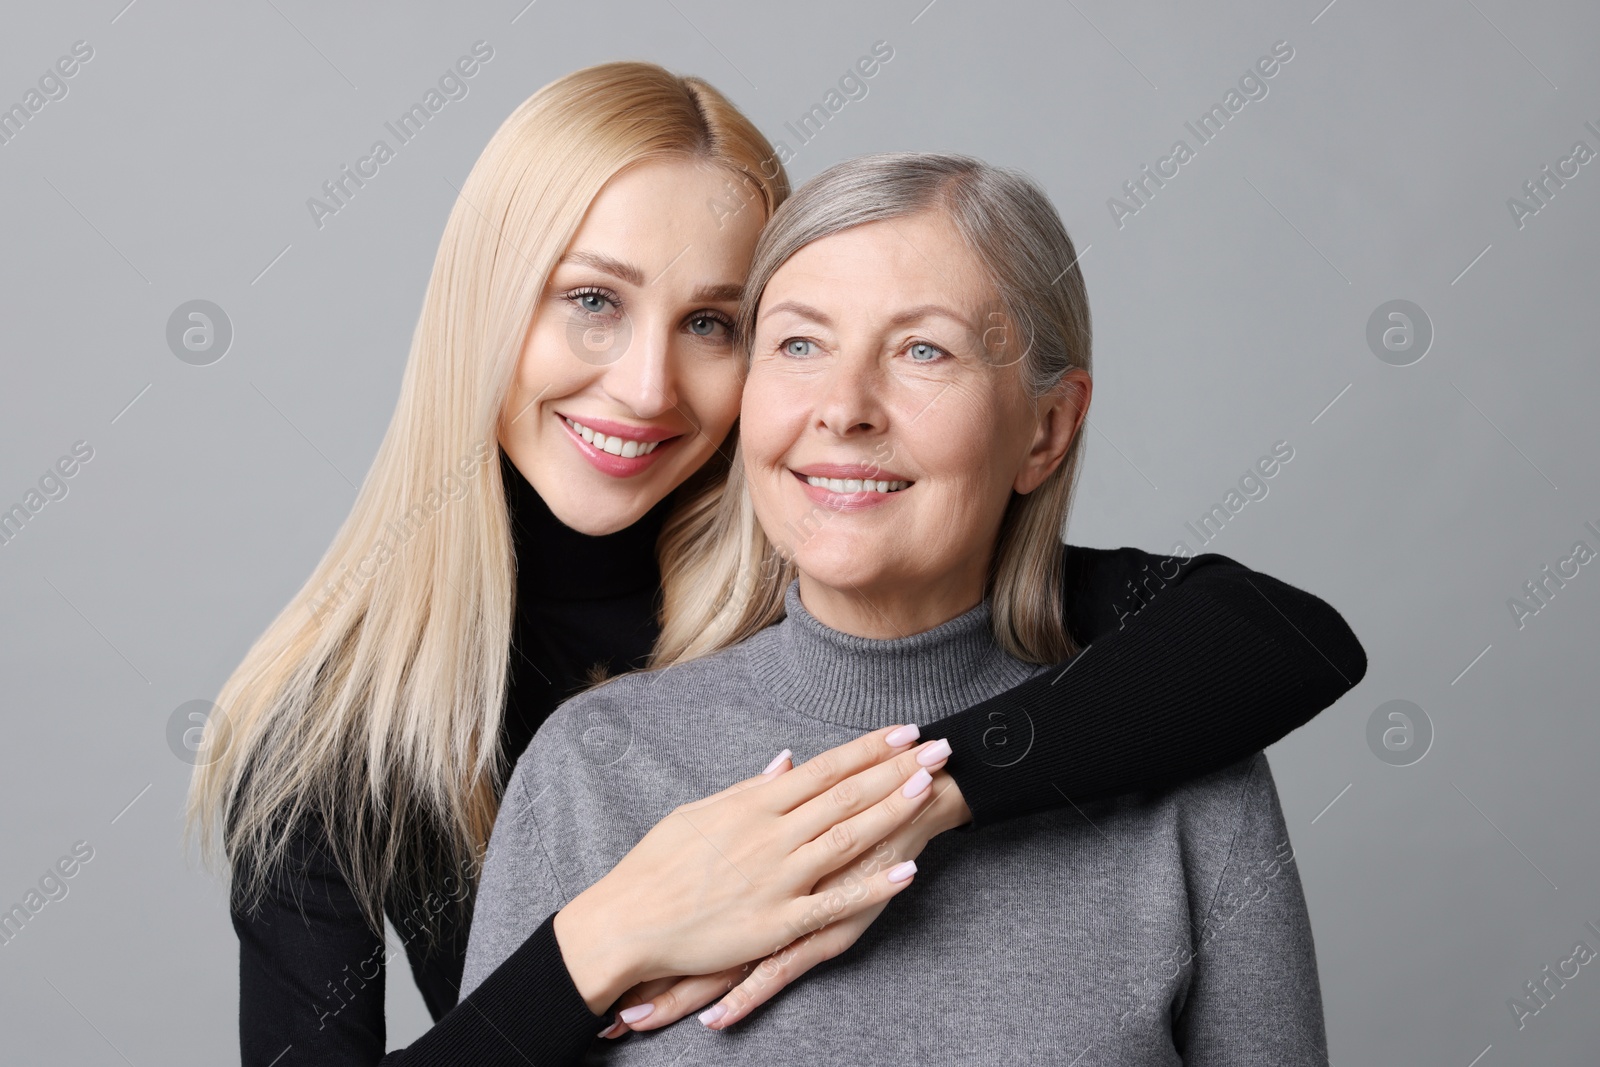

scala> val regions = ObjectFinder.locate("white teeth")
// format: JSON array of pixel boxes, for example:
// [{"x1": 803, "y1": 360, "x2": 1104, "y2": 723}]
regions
[
  {"x1": 564, "y1": 417, "x2": 659, "y2": 457},
  {"x1": 804, "y1": 475, "x2": 909, "y2": 494}
]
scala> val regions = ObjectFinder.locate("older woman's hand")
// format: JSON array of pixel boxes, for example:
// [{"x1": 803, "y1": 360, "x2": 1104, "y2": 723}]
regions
[{"x1": 601, "y1": 768, "x2": 974, "y2": 1037}]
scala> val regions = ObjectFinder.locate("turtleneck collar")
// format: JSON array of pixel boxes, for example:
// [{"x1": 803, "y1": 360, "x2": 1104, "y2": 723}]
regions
[
  {"x1": 500, "y1": 448, "x2": 671, "y2": 602},
  {"x1": 747, "y1": 581, "x2": 1041, "y2": 731}
]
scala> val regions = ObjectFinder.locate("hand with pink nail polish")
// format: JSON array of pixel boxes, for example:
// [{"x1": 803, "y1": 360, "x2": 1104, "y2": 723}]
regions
[
  {"x1": 607, "y1": 754, "x2": 975, "y2": 1037},
  {"x1": 553, "y1": 723, "x2": 951, "y2": 1017}
]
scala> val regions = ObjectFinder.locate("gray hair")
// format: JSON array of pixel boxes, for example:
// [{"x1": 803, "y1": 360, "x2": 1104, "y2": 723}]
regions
[{"x1": 736, "y1": 152, "x2": 1091, "y2": 398}]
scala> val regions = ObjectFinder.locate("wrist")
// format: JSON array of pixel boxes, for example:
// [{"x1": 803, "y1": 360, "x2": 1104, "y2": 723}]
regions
[
  {"x1": 552, "y1": 883, "x2": 647, "y2": 1014},
  {"x1": 936, "y1": 776, "x2": 974, "y2": 833}
]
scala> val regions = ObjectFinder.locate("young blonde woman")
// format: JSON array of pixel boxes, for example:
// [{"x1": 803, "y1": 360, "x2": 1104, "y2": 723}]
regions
[
  {"x1": 465, "y1": 151, "x2": 1327, "y2": 1062},
  {"x1": 189, "y1": 64, "x2": 1364, "y2": 1066}
]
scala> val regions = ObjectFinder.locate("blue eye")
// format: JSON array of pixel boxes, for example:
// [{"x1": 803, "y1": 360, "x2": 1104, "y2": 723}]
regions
[
  {"x1": 687, "y1": 312, "x2": 733, "y2": 339},
  {"x1": 783, "y1": 338, "x2": 815, "y2": 357},
  {"x1": 907, "y1": 342, "x2": 945, "y2": 362},
  {"x1": 569, "y1": 289, "x2": 617, "y2": 315}
]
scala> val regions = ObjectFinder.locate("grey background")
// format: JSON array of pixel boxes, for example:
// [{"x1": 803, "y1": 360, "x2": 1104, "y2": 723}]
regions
[{"x1": 1, "y1": 0, "x2": 1595, "y2": 1062}]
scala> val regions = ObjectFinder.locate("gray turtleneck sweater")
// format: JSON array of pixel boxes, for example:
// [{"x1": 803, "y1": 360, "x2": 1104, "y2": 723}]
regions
[{"x1": 462, "y1": 583, "x2": 1326, "y2": 1064}]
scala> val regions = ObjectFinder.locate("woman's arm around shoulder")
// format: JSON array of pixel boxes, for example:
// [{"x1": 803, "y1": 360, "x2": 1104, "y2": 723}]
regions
[
  {"x1": 234, "y1": 815, "x2": 389, "y2": 1066},
  {"x1": 927, "y1": 546, "x2": 1367, "y2": 825},
  {"x1": 235, "y1": 807, "x2": 603, "y2": 1067}
]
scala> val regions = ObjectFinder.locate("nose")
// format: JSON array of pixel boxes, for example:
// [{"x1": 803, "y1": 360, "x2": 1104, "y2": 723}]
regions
[
  {"x1": 814, "y1": 349, "x2": 886, "y2": 438},
  {"x1": 600, "y1": 314, "x2": 678, "y2": 420}
]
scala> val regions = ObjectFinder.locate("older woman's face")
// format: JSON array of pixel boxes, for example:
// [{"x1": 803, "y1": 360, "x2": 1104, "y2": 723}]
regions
[{"x1": 742, "y1": 209, "x2": 1071, "y2": 634}]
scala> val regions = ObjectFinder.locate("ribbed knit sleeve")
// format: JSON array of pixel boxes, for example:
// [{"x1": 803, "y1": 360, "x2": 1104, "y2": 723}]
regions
[
  {"x1": 926, "y1": 546, "x2": 1366, "y2": 826},
  {"x1": 377, "y1": 912, "x2": 602, "y2": 1066},
  {"x1": 234, "y1": 813, "x2": 602, "y2": 1067}
]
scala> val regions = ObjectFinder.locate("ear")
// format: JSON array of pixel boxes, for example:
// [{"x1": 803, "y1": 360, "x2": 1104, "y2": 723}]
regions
[{"x1": 1013, "y1": 369, "x2": 1092, "y2": 495}]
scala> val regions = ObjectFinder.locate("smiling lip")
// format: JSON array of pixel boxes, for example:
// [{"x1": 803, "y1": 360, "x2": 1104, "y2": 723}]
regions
[
  {"x1": 790, "y1": 463, "x2": 914, "y2": 510},
  {"x1": 556, "y1": 413, "x2": 681, "y2": 443},
  {"x1": 558, "y1": 412, "x2": 682, "y2": 478}
]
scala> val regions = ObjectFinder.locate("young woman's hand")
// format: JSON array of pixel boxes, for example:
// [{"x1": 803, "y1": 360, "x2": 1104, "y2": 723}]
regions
[
  {"x1": 552, "y1": 723, "x2": 955, "y2": 1014},
  {"x1": 600, "y1": 766, "x2": 974, "y2": 1037}
]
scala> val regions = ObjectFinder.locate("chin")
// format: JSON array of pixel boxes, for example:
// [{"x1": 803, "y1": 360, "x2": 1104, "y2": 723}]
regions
[
  {"x1": 540, "y1": 485, "x2": 656, "y2": 536},
  {"x1": 563, "y1": 513, "x2": 638, "y2": 537},
  {"x1": 792, "y1": 546, "x2": 891, "y2": 594}
]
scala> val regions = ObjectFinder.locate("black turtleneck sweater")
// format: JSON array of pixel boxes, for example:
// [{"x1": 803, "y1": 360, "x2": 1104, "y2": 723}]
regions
[{"x1": 233, "y1": 450, "x2": 1366, "y2": 1066}]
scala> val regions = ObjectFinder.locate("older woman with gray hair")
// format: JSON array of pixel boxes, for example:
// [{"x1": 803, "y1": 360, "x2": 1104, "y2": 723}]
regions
[{"x1": 463, "y1": 152, "x2": 1327, "y2": 1063}]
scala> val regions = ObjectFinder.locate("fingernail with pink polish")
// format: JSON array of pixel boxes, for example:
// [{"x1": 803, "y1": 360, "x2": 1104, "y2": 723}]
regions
[
  {"x1": 619, "y1": 1003, "x2": 654, "y2": 1024},
  {"x1": 762, "y1": 749, "x2": 791, "y2": 775},
  {"x1": 887, "y1": 860, "x2": 917, "y2": 883},
  {"x1": 885, "y1": 724, "x2": 920, "y2": 747},
  {"x1": 902, "y1": 768, "x2": 932, "y2": 798},
  {"x1": 915, "y1": 739, "x2": 951, "y2": 767},
  {"x1": 699, "y1": 1003, "x2": 728, "y2": 1027}
]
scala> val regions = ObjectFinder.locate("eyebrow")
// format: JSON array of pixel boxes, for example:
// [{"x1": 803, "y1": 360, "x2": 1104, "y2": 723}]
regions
[
  {"x1": 558, "y1": 249, "x2": 742, "y2": 304},
  {"x1": 759, "y1": 299, "x2": 974, "y2": 331}
]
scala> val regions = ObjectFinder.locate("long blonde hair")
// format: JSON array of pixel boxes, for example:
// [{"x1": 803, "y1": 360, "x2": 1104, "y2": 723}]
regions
[
  {"x1": 654, "y1": 153, "x2": 1093, "y2": 669},
  {"x1": 188, "y1": 62, "x2": 787, "y2": 936}
]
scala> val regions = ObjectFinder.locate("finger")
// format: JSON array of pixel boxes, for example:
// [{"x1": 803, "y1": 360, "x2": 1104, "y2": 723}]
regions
[
  {"x1": 615, "y1": 976, "x2": 677, "y2": 1012},
  {"x1": 615, "y1": 967, "x2": 747, "y2": 1032},
  {"x1": 700, "y1": 919, "x2": 869, "y2": 1031},
  {"x1": 676, "y1": 751, "x2": 794, "y2": 814},
  {"x1": 782, "y1": 854, "x2": 917, "y2": 940},
  {"x1": 788, "y1": 764, "x2": 950, "y2": 880},
  {"x1": 781, "y1": 737, "x2": 952, "y2": 847},
  {"x1": 598, "y1": 977, "x2": 677, "y2": 1038},
  {"x1": 755, "y1": 723, "x2": 924, "y2": 813}
]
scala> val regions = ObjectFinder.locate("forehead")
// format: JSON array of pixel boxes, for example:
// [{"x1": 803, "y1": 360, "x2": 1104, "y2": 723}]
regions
[
  {"x1": 761, "y1": 210, "x2": 997, "y2": 328},
  {"x1": 566, "y1": 157, "x2": 765, "y2": 282}
]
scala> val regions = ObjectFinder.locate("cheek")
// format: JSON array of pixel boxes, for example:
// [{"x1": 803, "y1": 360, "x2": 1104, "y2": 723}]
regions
[
  {"x1": 746, "y1": 472, "x2": 787, "y2": 550},
  {"x1": 903, "y1": 391, "x2": 1010, "y2": 488},
  {"x1": 972, "y1": 387, "x2": 1039, "y2": 485},
  {"x1": 901, "y1": 392, "x2": 1026, "y2": 549},
  {"x1": 683, "y1": 358, "x2": 746, "y2": 438},
  {"x1": 739, "y1": 368, "x2": 804, "y2": 466},
  {"x1": 740, "y1": 373, "x2": 808, "y2": 535},
  {"x1": 513, "y1": 315, "x2": 599, "y2": 403}
]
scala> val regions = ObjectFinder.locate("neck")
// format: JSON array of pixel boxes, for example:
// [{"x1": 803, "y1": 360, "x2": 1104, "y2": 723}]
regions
[
  {"x1": 749, "y1": 580, "x2": 1037, "y2": 729},
  {"x1": 796, "y1": 566, "x2": 989, "y2": 641}
]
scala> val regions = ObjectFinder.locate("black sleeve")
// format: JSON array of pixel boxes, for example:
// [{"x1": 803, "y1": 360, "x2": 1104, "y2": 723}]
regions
[
  {"x1": 924, "y1": 545, "x2": 1366, "y2": 827},
  {"x1": 235, "y1": 819, "x2": 604, "y2": 1067},
  {"x1": 376, "y1": 916, "x2": 604, "y2": 1067}
]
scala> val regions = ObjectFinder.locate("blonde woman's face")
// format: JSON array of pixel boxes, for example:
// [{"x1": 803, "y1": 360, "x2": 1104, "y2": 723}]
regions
[
  {"x1": 742, "y1": 210, "x2": 1075, "y2": 636},
  {"x1": 500, "y1": 158, "x2": 764, "y2": 535}
]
